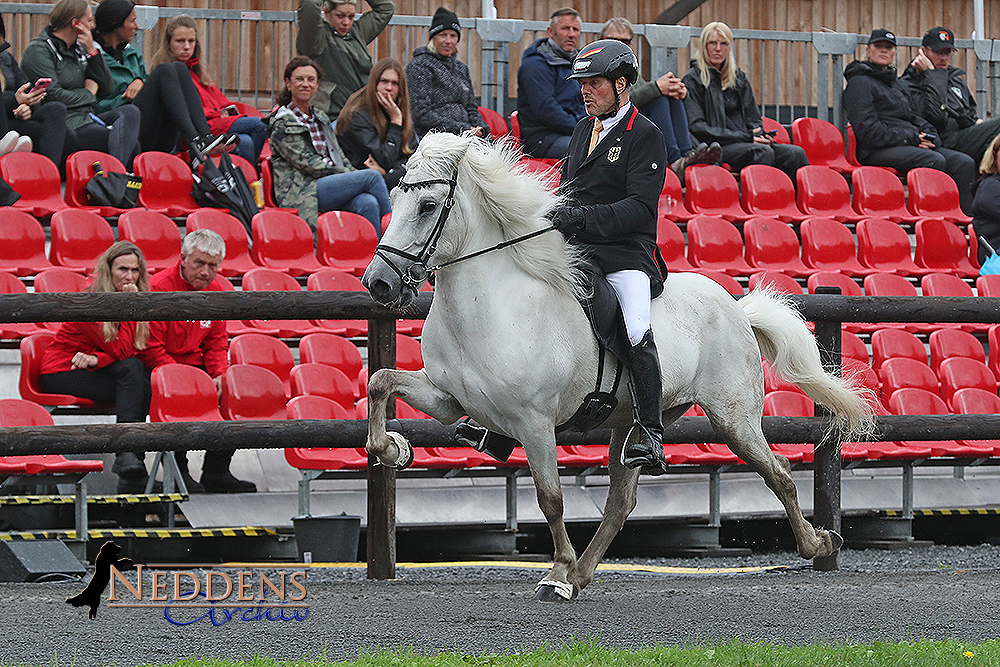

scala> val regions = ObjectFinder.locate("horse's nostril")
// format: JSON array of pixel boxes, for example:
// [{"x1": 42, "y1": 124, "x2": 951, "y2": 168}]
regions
[{"x1": 368, "y1": 279, "x2": 394, "y2": 304}]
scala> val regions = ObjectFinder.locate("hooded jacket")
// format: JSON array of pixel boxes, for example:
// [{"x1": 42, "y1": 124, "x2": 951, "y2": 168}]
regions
[
  {"x1": 843, "y1": 59, "x2": 936, "y2": 160},
  {"x1": 406, "y1": 45, "x2": 486, "y2": 137},
  {"x1": 516, "y1": 38, "x2": 585, "y2": 157},
  {"x1": 21, "y1": 26, "x2": 113, "y2": 129},
  {"x1": 681, "y1": 62, "x2": 761, "y2": 146},
  {"x1": 900, "y1": 64, "x2": 978, "y2": 138},
  {"x1": 93, "y1": 37, "x2": 145, "y2": 114}
]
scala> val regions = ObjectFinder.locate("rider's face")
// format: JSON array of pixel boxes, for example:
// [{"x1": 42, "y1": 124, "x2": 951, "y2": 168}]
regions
[{"x1": 579, "y1": 76, "x2": 619, "y2": 118}]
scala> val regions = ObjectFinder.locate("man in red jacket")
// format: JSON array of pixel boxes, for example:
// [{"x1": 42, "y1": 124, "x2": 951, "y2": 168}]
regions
[{"x1": 150, "y1": 229, "x2": 256, "y2": 494}]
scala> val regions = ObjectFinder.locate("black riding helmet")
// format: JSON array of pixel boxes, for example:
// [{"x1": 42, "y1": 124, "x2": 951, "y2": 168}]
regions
[{"x1": 567, "y1": 39, "x2": 639, "y2": 86}]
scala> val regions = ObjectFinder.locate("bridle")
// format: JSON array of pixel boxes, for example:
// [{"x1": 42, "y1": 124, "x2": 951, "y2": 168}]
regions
[{"x1": 372, "y1": 167, "x2": 558, "y2": 295}]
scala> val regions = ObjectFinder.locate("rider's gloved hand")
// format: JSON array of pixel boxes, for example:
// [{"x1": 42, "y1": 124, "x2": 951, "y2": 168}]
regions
[{"x1": 550, "y1": 204, "x2": 586, "y2": 234}]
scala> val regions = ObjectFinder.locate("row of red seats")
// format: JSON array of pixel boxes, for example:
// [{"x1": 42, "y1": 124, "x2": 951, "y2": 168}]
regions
[
  {"x1": 662, "y1": 163, "x2": 968, "y2": 225},
  {"x1": 659, "y1": 215, "x2": 979, "y2": 280},
  {"x1": 0, "y1": 206, "x2": 377, "y2": 279}
]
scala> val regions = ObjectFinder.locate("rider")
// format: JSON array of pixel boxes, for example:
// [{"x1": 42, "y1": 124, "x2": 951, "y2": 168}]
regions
[{"x1": 552, "y1": 39, "x2": 668, "y2": 474}]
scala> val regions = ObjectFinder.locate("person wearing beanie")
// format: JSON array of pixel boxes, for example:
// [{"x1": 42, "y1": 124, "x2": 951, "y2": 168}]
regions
[
  {"x1": 91, "y1": 0, "x2": 237, "y2": 161},
  {"x1": 844, "y1": 27, "x2": 976, "y2": 213},
  {"x1": 901, "y1": 26, "x2": 1000, "y2": 165},
  {"x1": 406, "y1": 6, "x2": 488, "y2": 138}
]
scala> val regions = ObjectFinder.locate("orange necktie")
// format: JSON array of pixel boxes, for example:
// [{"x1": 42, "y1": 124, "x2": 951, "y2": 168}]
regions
[{"x1": 587, "y1": 119, "x2": 604, "y2": 156}]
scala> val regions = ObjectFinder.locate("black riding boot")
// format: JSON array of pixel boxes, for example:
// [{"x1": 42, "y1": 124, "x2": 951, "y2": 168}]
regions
[
  {"x1": 200, "y1": 449, "x2": 257, "y2": 494},
  {"x1": 621, "y1": 329, "x2": 668, "y2": 475}
]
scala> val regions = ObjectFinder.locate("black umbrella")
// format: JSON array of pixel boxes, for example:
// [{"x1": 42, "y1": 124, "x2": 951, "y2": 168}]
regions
[{"x1": 191, "y1": 152, "x2": 258, "y2": 236}]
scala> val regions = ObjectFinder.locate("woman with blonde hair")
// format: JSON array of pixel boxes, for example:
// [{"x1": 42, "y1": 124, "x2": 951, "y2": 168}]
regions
[
  {"x1": 336, "y1": 57, "x2": 417, "y2": 188},
  {"x1": 972, "y1": 133, "x2": 1000, "y2": 263},
  {"x1": 39, "y1": 241, "x2": 173, "y2": 493},
  {"x1": 682, "y1": 21, "x2": 807, "y2": 179},
  {"x1": 150, "y1": 15, "x2": 268, "y2": 165}
]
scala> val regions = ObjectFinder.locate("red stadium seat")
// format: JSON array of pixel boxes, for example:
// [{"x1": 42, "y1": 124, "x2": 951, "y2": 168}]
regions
[
  {"x1": 251, "y1": 210, "x2": 324, "y2": 276},
  {"x1": 117, "y1": 209, "x2": 182, "y2": 272},
  {"x1": 150, "y1": 364, "x2": 224, "y2": 422},
  {"x1": 937, "y1": 357, "x2": 997, "y2": 408},
  {"x1": 914, "y1": 218, "x2": 979, "y2": 278},
  {"x1": 259, "y1": 156, "x2": 298, "y2": 213},
  {"x1": 289, "y1": 363, "x2": 356, "y2": 412},
  {"x1": 185, "y1": 208, "x2": 258, "y2": 277},
  {"x1": 845, "y1": 124, "x2": 900, "y2": 176},
  {"x1": 658, "y1": 167, "x2": 689, "y2": 222},
  {"x1": 686, "y1": 215, "x2": 753, "y2": 275},
  {"x1": 0, "y1": 400, "x2": 104, "y2": 475},
  {"x1": 841, "y1": 331, "x2": 870, "y2": 366},
  {"x1": 509, "y1": 110, "x2": 521, "y2": 144},
  {"x1": 739, "y1": 165, "x2": 804, "y2": 222},
  {"x1": 133, "y1": 151, "x2": 201, "y2": 217},
  {"x1": 852, "y1": 167, "x2": 919, "y2": 222},
  {"x1": 929, "y1": 328, "x2": 987, "y2": 377},
  {"x1": 64, "y1": 150, "x2": 132, "y2": 216},
  {"x1": 287, "y1": 394, "x2": 352, "y2": 420},
  {"x1": 221, "y1": 364, "x2": 287, "y2": 420},
  {"x1": 48, "y1": 209, "x2": 115, "y2": 273},
  {"x1": 656, "y1": 218, "x2": 695, "y2": 271},
  {"x1": 807, "y1": 271, "x2": 863, "y2": 295},
  {"x1": 299, "y1": 332, "x2": 364, "y2": 396},
  {"x1": 856, "y1": 219, "x2": 933, "y2": 277},
  {"x1": 871, "y1": 329, "x2": 927, "y2": 371},
  {"x1": 239, "y1": 267, "x2": 328, "y2": 338},
  {"x1": 34, "y1": 266, "x2": 89, "y2": 332},
  {"x1": 305, "y1": 267, "x2": 368, "y2": 337},
  {"x1": 684, "y1": 165, "x2": 747, "y2": 221},
  {"x1": 795, "y1": 165, "x2": 861, "y2": 222},
  {"x1": 951, "y1": 388, "x2": 1000, "y2": 455},
  {"x1": 229, "y1": 332, "x2": 296, "y2": 397},
  {"x1": 478, "y1": 106, "x2": 509, "y2": 139},
  {"x1": 285, "y1": 396, "x2": 366, "y2": 469},
  {"x1": 763, "y1": 390, "x2": 818, "y2": 463},
  {"x1": 748, "y1": 270, "x2": 802, "y2": 295},
  {"x1": 0, "y1": 151, "x2": 68, "y2": 217},
  {"x1": 19, "y1": 333, "x2": 103, "y2": 408},
  {"x1": 695, "y1": 269, "x2": 744, "y2": 295},
  {"x1": 743, "y1": 217, "x2": 809, "y2": 277},
  {"x1": 977, "y1": 274, "x2": 1000, "y2": 297},
  {"x1": 0, "y1": 208, "x2": 52, "y2": 276},
  {"x1": 863, "y1": 272, "x2": 939, "y2": 334},
  {"x1": 761, "y1": 116, "x2": 790, "y2": 144},
  {"x1": 921, "y1": 273, "x2": 982, "y2": 333},
  {"x1": 906, "y1": 168, "x2": 972, "y2": 223},
  {"x1": 0, "y1": 273, "x2": 45, "y2": 339},
  {"x1": 316, "y1": 211, "x2": 379, "y2": 277},
  {"x1": 791, "y1": 117, "x2": 856, "y2": 175},
  {"x1": 878, "y1": 357, "x2": 939, "y2": 409},
  {"x1": 888, "y1": 387, "x2": 994, "y2": 458},
  {"x1": 800, "y1": 217, "x2": 875, "y2": 277}
]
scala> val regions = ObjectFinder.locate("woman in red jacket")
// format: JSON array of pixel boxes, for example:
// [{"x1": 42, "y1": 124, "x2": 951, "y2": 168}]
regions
[
  {"x1": 150, "y1": 15, "x2": 268, "y2": 166},
  {"x1": 40, "y1": 241, "x2": 173, "y2": 493}
]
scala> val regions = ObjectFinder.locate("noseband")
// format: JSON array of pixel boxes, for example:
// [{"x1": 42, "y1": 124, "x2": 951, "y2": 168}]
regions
[{"x1": 373, "y1": 166, "x2": 559, "y2": 296}]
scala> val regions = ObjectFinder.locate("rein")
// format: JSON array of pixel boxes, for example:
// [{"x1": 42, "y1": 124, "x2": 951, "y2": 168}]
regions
[{"x1": 373, "y1": 167, "x2": 559, "y2": 293}]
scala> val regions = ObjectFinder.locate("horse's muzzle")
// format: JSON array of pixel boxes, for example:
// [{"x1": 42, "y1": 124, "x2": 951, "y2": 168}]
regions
[{"x1": 363, "y1": 262, "x2": 413, "y2": 308}]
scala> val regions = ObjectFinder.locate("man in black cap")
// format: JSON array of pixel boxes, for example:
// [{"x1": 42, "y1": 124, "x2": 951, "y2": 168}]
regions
[{"x1": 901, "y1": 26, "x2": 1000, "y2": 165}]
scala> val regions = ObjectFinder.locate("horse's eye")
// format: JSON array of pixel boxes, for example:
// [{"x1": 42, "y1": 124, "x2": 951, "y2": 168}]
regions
[{"x1": 419, "y1": 200, "x2": 437, "y2": 215}]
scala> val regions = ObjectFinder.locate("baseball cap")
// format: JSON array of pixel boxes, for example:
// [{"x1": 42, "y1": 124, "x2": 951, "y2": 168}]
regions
[
  {"x1": 922, "y1": 26, "x2": 955, "y2": 50},
  {"x1": 868, "y1": 28, "x2": 896, "y2": 46}
]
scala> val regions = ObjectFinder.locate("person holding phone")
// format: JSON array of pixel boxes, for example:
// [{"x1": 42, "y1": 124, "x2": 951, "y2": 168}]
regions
[
  {"x1": 149, "y1": 15, "x2": 268, "y2": 166},
  {"x1": 682, "y1": 21, "x2": 808, "y2": 180},
  {"x1": 0, "y1": 15, "x2": 69, "y2": 166}
]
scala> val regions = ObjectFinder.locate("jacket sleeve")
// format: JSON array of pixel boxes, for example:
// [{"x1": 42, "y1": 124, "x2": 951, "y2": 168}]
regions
[
  {"x1": 518, "y1": 57, "x2": 579, "y2": 135},
  {"x1": 136, "y1": 334, "x2": 175, "y2": 370},
  {"x1": 70, "y1": 321, "x2": 140, "y2": 369},
  {"x1": 901, "y1": 66, "x2": 950, "y2": 132},
  {"x1": 1, "y1": 90, "x2": 16, "y2": 117},
  {"x1": 681, "y1": 70, "x2": 752, "y2": 144},
  {"x1": 270, "y1": 117, "x2": 340, "y2": 179},
  {"x1": 85, "y1": 51, "x2": 114, "y2": 99},
  {"x1": 201, "y1": 321, "x2": 229, "y2": 378},
  {"x1": 739, "y1": 75, "x2": 763, "y2": 134},
  {"x1": 407, "y1": 60, "x2": 473, "y2": 134},
  {"x1": 844, "y1": 77, "x2": 921, "y2": 149},
  {"x1": 297, "y1": 0, "x2": 326, "y2": 57},
  {"x1": 629, "y1": 77, "x2": 660, "y2": 110},
  {"x1": 340, "y1": 110, "x2": 404, "y2": 171},
  {"x1": 21, "y1": 41, "x2": 99, "y2": 113},
  {"x1": 972, "y1": 176, "x2": 1000, "y2": 222},
  {"x1": 353, "y1": 0, "x2": 395, "y2": 45}
]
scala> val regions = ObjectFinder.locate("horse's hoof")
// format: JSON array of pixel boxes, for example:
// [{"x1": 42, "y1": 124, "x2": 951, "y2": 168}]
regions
[
  {"x1": 533, "y1": 579, "x2": 576, "y2": 602},
  {"x1": 829, "y1": 530, "x2": 844, "y2": 553},
  {"x1": 387, "y1": 432, "x2": 414, "y2": 469}
]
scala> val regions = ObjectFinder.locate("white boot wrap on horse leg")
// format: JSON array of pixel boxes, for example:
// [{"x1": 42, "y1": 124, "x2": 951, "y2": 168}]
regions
[
  {"x1": 534, "y1": 578, "x2": 574, "y2": 600},
  {"x1": 383, "y1": 432, "x2": 413, "y2": 469}
]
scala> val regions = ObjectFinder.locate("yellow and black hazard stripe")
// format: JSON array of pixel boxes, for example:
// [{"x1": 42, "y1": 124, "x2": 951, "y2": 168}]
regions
[
  {"x1": 0, "y1": 526, "x2": 277, "y2": 541},
  {"x1": 884, "y1": 508, "x2": 1000, "y2": 517},
  {"x1": 0, "y1": 493, "x2": 187, "y2": 506}
]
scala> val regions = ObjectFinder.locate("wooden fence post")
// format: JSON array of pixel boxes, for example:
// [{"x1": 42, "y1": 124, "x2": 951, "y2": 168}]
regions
[
  {"x1": 366, "y1": 317, "x2": 396, "y2": 580},
  {"x1": 812, "y1": 286, "x2": 842, "y2": 571}
]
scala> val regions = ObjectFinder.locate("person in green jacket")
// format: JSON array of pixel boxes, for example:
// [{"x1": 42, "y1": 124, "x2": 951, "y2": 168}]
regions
[{"x1": 296, "y1": 0, "x2": 394, "y2": 118}]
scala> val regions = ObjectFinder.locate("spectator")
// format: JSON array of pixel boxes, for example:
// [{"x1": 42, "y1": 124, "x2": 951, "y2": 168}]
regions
[
  {"x1": 149, "y1": 230, "x2": 256, "y2": 494},
  {"x1": 296, "y1": 0, "x2": 395, "y2": 118},
  {"x1": 149, "y1": 15, "x2": 268, "y2": 165},
  {"x1": 901, "y1": 26, "x2": 1000, "y2": 166},
  {"x1": 405, "y1": 7, "x2": 488, "y2": 139},
  {"x1": 91, "y1": 0, "x2": 237, "y2": 162},
  {"x1": 971, "y1": 134, "x2": 1000, "y2": 264},
  {"x1": 844, "y1": 28, "x2": 976, "y2": 213},
  {"x1": 39, "y1": 241, "x2": 174, "y2": 494},
  {"x1": 337, "y1": 57, "x2": 417, "y2": 189},
  {"x1": 599, "y1": 17, "x2": 719, "y2": 180},
  {"x1": 683, "y1": 21, "x2": 808, "y2": 180},
  {"x1": 21, "y1": 0, "x2": 141, "y2": 167},
  {"x1": 0, "y1": 14, "x2": 69, "y2": 166},
  {"x1": 268, "y1": 55, "x2": 391, "y2": 233},
  {"x1": 516, "y1": 7, "x2": 586, "y2": 158}
]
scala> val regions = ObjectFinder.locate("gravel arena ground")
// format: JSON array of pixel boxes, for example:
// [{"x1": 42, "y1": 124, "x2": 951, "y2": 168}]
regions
[{"x1": 1, "y1": 544, "x2": 999, "y2": 666}]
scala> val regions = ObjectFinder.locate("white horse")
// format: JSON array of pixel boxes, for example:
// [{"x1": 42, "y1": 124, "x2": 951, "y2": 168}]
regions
[{"x1": 362, "y1": 133, "x2": 874, "y2": 601}]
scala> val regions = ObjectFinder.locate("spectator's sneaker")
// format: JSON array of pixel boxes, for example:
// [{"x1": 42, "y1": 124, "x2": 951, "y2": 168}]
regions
[
  {"x1": 12, "y1": 136, "x2": 32, "y2": 153},
  {"x1": 201, "y1": 470, "x2": 257, "y2": 494},
  {"x1": 0, "y1": 131, "x2": 19, "y2": 156},
  {"x1": 190, "y1": 134, "x2": 225, "y2": 161}
]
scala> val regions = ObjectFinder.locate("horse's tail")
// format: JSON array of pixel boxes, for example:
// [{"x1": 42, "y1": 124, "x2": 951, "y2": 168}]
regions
[{"x1": 740, "y1": 286, "x2": 876, "y2": 441}]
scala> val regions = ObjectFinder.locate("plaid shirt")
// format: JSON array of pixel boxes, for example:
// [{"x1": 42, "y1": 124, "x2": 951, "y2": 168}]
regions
[{"x1": 289, "y1": 104, "x2": 332, "y2": 164}]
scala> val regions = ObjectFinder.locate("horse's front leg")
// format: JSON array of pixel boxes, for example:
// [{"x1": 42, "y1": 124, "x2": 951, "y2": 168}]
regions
[
  {"x1": 521, "y1": 433, "x2": 578, "y2": 602},
  {"x1": 572, "y1": 428, "x2": 639, "y2": 593},
  {"x1": 366, "y1": 369, "x2": 465, "y2": 468}
]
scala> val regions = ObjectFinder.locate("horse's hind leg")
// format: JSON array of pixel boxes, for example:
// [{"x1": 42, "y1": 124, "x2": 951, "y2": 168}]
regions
[
  {"x1": 572, "y1": 428, "x2": 639, "y2": 593},
  {"x1": 713, "y1": 416, "x2": 841, "y2": 559}
]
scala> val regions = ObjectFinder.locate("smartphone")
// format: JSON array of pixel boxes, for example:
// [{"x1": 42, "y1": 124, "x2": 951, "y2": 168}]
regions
[
  {"x1": 29, "y1": 78, "x2": 52, "y2": 95},
  {"x1": 763, "y1": 129, "x2": 778, "y2": 137},
  {"x1": 221, "y1": 104, "x2": 239, "y2": 117}
]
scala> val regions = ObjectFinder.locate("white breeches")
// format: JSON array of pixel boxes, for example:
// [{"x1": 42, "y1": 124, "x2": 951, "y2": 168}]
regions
[{"x1": 606, "y1": 269, "x2": 651, "y2": 346}]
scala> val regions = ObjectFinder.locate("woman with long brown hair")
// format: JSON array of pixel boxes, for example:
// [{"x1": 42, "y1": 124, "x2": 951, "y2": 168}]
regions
[
  {"x1": 39, "y1": 241, "x2": 173, "y2": 493},
  {"x1": 336, "y1": 57, "x2": 417, "y2": 188}
]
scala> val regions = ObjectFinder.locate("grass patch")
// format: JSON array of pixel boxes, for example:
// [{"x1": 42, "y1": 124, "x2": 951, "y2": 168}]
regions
[{"x1": 127, "y1": 638, "x2": 1000, "y2": 667}]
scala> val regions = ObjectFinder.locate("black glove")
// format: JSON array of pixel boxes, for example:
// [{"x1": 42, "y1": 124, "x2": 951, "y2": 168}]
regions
[{"x1": 550, "y1": 205, "x2": 586, "y2": 234}]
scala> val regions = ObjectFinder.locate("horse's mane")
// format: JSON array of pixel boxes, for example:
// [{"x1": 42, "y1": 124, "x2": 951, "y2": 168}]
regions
[{"x1": 407, "y1": 132, "x2": 587, "y2": 300}]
